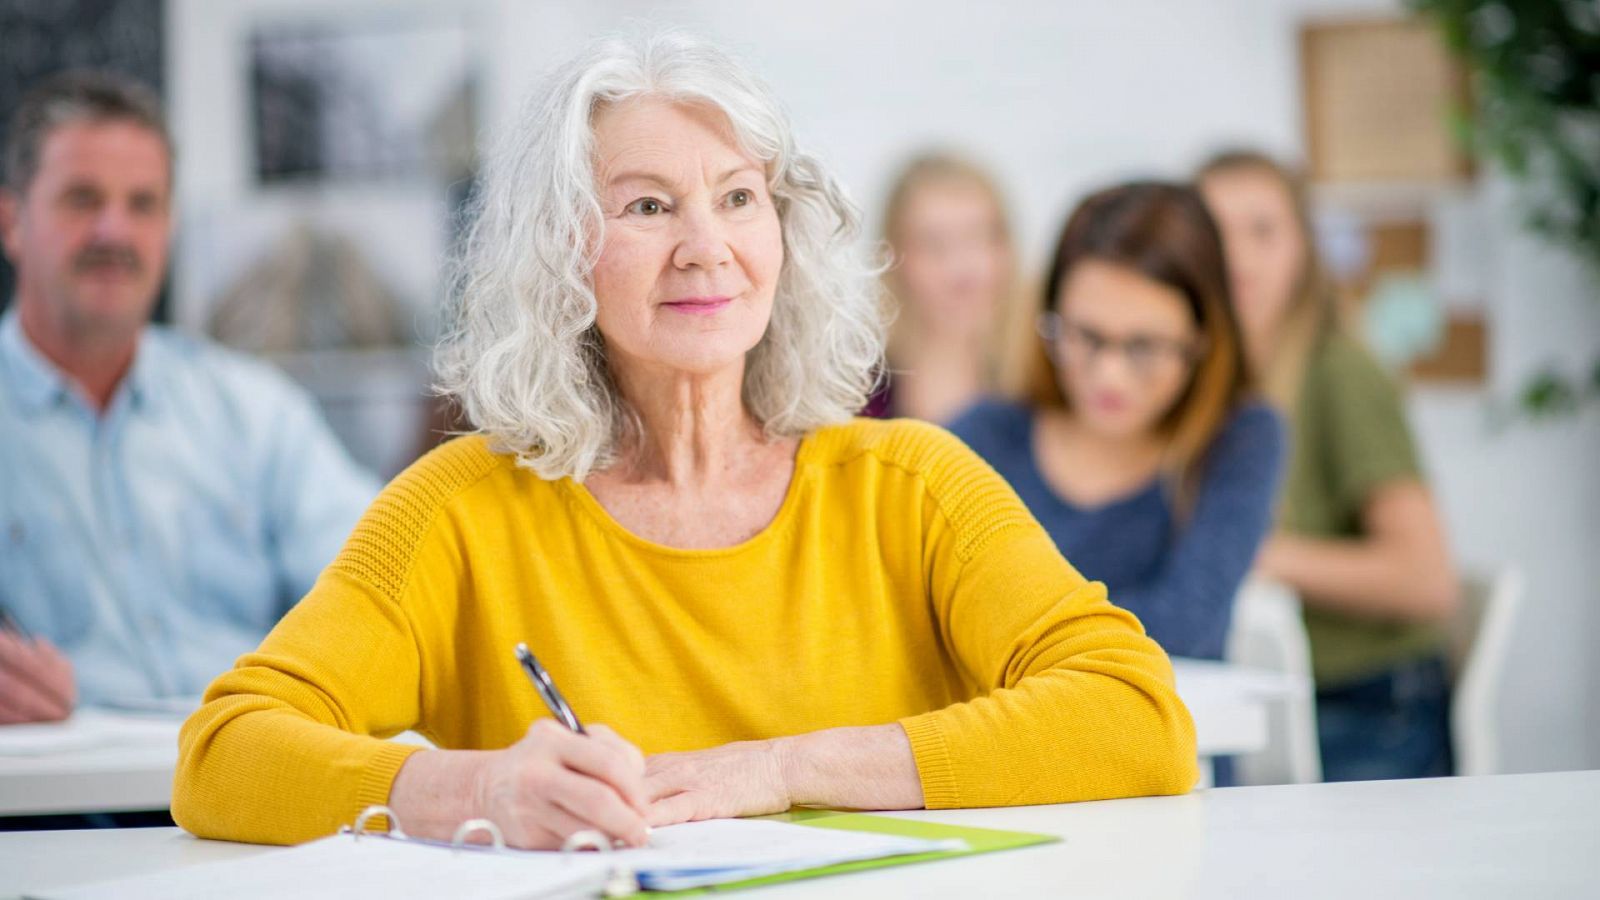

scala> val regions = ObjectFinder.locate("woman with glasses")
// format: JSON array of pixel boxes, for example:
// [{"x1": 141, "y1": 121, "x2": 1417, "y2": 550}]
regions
[{"x1": 951, "y1": 181, "x2": 1284, "y2": 662}]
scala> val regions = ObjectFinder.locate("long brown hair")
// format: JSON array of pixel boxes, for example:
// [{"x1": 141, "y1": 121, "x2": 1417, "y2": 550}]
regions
[
  {"x1": 1196, "y1": 149, "x2": 1340, "y2": 411},
  {"x1": 1025, "y1": 181, "x2": 1253, "y2": 512}
]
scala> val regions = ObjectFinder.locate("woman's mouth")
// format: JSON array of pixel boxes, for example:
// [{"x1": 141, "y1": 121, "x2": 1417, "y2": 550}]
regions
[{"x1": 662, "y1": 296, "x2": 733, "y2": 315}]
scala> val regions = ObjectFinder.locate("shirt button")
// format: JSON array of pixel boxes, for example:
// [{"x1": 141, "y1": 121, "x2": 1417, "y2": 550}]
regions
[{"x1": 7, "y1": 522, "x2": 22, "y2": 545}]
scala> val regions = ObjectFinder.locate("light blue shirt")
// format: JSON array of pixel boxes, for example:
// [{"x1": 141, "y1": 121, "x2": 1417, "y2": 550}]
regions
[{"x1": 0, "y1": 308, "x2": 379, "y2": 704}]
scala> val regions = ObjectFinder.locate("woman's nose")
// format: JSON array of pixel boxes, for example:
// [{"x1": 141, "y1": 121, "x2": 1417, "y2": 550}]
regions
[{"x1": 672, "y1": 206, "x2": 734, "y2": 270}]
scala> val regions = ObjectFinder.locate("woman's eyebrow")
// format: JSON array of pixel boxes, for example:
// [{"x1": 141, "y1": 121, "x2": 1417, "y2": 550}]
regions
[
  {"x1": 604, "y1": 170, "x2": 678, "y2": 191},
  {"x1": 604, "y1": 163, "x2": 760, "y2": 190},
  {"x1": 715, "y1": 164, "x2": 762, "y2": 184}
]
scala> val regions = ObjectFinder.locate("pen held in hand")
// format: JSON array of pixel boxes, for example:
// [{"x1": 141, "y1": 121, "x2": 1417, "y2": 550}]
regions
[
  {"x1": 514, "y1": 642, "x2": 586, "y2": 734},
  {"x1": 514, "y1": 642, "x2": 653, "y2": 848}
]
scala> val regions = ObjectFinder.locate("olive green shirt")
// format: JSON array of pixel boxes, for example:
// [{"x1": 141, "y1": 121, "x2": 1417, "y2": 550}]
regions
[{"x1": 1281, "y1": 331, "x2": 1445, "y2": 687}]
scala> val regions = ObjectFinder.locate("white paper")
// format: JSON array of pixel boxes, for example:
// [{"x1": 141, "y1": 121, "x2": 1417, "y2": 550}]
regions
[
  {"x1": 26, "y1": 835, "x2": 613, "y2": 900},
  {"x1": 24, "y1": 817, "x2": 965, "y2": 899},
  {"x1": 617, "y1": 818, "x2": 965, "y2": 889}
]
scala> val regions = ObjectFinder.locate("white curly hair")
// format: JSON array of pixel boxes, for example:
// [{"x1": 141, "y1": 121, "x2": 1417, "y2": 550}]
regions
[{"x1": 435, "y1": 30, "x2": 886, "y2": 481}]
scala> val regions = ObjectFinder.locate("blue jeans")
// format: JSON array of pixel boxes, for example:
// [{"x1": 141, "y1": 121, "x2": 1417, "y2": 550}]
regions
[{"x1": 1316, "y1": 655, "x2": 1454, "y2": 782}]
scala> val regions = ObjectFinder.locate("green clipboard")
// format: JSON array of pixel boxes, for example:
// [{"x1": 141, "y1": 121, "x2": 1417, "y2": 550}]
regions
[{"x1": 648, "y1": 809, "x2": 1059, "y2": 895}]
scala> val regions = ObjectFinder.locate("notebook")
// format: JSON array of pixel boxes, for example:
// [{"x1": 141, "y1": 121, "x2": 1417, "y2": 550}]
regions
[{"x1": 25, "y1": 806, "x2": 1057, "y2": 898}]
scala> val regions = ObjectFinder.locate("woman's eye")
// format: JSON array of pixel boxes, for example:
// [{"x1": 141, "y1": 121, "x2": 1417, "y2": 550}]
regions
[
  {"x1": 1125, "y1": 340, "x2": 1159, "y2": 361},
  {"x1": 626, "y1": 198, "x2": 665, "y2": 216},
  {"x1": 726, "y1": 189, "x2": 753, "y2": 208}
]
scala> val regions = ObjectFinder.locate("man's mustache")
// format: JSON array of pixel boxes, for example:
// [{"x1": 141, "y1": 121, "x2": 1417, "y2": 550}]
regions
[{"x1": 73, "y1": 244, "x2": 143, "y2": 275}]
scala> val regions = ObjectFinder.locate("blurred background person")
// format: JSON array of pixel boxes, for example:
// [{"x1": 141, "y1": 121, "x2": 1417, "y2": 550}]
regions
[
  {"x1": 867, "y1": 152, "x2": 1022, "y2": 423},
  {"x1": 0, "y1": 72, "x2": 377, "y2": 725},
  {"x1": 1198, "y1": 150, "x2": 1459, "y2": 782},
  {"x1": 952, "y1": 181, "x2": 1284, "y2": 665}
]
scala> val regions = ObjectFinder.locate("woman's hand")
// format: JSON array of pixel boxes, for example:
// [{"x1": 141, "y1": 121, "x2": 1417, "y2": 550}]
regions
[
  {"x1": 473, "y1": 720, "x2": 651, "y2": 848},
  {"x1": 0, "y1": 631, "x2": 76, "y2": 724},
  {"x1": 644, "y1": 739, "x2": 790, "y2": 826},
  {"x1": 644, "y1": 725, "x2": 923, "y2": 826},
  {"x1": 391, "y1": 719, "x2": 651, "y2": 850}
]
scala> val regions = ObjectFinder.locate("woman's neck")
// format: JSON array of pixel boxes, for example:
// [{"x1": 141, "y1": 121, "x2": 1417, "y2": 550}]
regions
[
  {"x1": 888, "y1": 315, "x2": 989, "y2": 422},
  {"x1": 890, "y1": 312, "x2": 987, "y2": 368},
  {"x1": 1032, "y1": 408, "x2": 1165, "y2": 507},
  {"x1": 605, "y1": 357, "x2": 768, "y2": 488}
]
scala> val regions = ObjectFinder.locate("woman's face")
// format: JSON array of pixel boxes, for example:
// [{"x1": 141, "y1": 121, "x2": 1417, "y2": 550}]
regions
[
  {"x1": 590, "y1": 97, "x2": 784, "y2": 379},
  {"x1": 892, "y1": 179, "x2": 1010, "y2": 338},
  {"x1": 1052, "y1": 259, "x2": 1202, "y2": 440},
  {"x1": 1199, "y1": 169, "x2": 1306, "y2": 358}
]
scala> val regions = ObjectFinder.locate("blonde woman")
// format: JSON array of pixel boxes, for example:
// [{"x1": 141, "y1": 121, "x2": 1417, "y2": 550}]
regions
[
  {"x1": 868, "y1": 153, "x2": 1022, "y2": 422},
  {"x1": 1199, "y1": 150, "x2": 1459, "y2": 782},
  {"x1": 172, "y1": 33, "x2": 1197, "y2": 849}
]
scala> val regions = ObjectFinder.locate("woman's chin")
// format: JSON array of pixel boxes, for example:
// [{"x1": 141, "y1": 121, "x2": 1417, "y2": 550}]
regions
[{"x1": 645, "y1": 342, "x2": 764, "y2": 379}]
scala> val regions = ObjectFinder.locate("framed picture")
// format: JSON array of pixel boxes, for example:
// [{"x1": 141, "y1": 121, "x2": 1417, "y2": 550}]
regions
[{"x1": 250, "y1": 15, "x2": 477, "y2": 184}]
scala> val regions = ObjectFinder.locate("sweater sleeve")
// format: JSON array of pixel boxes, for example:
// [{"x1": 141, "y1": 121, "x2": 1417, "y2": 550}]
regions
[
  {"x1": 172, "y1": 440, "x2": 493, "y2": 845},
  {"x1": 890, "y1": 422, "x2": 1198, "y2": 808},
  {"x1": 1111, "y1": 404, "x2": 1287, "y2": 660}
]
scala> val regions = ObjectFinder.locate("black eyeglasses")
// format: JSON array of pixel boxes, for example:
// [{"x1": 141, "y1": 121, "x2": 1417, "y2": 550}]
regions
[{"x1": 1037, "y1": 312, "x2": 1205, "y2": 380}]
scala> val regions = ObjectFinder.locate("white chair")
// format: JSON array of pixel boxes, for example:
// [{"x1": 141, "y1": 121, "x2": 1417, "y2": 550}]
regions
[
  {"x1": 1225, "y1": 576, "x2": 1322, "y2": 785},
  {"x1": 1448, "y1": 567, "x2": 1523, "y2": 777}
]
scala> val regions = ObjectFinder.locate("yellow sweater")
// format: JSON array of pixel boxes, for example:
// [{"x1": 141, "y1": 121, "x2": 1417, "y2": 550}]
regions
[{"x1": 174, "y1": 418, "x2": 1196, "y2": 844}]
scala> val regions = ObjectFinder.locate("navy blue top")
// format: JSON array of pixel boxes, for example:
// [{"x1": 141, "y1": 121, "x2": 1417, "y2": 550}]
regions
[{"x1": 949, "y1": 399, "x2": 1286, "y2": 660}]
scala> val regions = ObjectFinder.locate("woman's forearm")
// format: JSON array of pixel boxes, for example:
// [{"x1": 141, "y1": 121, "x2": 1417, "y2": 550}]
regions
[
  {"x1": 1261, "y1": 480, "x2": 1458, "y2": 623},
  {"x1": 1259, "y1": 532, "x2": 1456, "y2": 622},
  {"x1": 774, "y1": 723, "x2": 924, "y2": 809}
]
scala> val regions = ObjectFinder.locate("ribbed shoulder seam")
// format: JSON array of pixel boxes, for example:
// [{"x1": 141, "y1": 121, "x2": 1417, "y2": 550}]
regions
[
  {"x1": 807, "y1": 418, "x2": 1035, "y2": 563},
  {"x1": 327, "y1": 435, "x2": 507, "y2": 600}
]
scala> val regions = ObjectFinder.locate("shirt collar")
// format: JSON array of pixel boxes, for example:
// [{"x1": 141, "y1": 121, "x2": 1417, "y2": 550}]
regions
[{"x1": 0, "y1": 305, "x2": 160, "y2": 417}]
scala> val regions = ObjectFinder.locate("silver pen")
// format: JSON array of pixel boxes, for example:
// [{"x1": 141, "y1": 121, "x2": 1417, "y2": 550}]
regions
[{"x1": 514, "y1": 642, "x2": 585, "y2": 734}]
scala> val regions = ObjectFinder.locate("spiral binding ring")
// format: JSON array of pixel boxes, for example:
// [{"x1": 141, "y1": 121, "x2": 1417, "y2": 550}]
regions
[
  {"x1": 451, "y1": 818, "x2": 507, "y2": 852},
  {"x1": 560, "y1": 829, "x2": 613, "y2": 853},
  {"x1": 346, "y1": 805, "x2": 407, "y2": 841}
]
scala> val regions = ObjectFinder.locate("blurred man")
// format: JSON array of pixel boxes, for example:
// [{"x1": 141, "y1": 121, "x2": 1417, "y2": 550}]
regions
[{"x1": 0, "y1": 72, "x2": 378, "y2": 723}]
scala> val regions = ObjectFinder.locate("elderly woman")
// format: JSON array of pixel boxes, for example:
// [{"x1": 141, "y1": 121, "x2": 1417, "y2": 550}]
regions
[{"x1": 173, "y1": 33, "x2": 1196, "y2": 849}]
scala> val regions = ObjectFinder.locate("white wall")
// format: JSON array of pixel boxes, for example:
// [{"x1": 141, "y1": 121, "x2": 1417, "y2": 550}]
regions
[
  {"x1": 167, "y1": 0, "x2": 1600, "y2": 770},
  {"x1": 483, "y1": 0, "x2": 1306, "y2": 267}
]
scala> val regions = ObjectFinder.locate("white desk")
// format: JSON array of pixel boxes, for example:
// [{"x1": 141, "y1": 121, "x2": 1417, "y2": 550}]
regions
[
  {"x1": 3, "y1": 771, "x2": 1594, "y2": 899},
  {"x1": 0, "y1": 712, "x2": 181, "y2": 817},
  {"x1": 0, "y1": 662, "x2": 1301, "y2": 818}
]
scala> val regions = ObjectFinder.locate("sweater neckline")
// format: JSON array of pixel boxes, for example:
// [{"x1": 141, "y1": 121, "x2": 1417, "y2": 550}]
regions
[{"x1": 557, "y1": 432, "x2": 816, "y2": 559}]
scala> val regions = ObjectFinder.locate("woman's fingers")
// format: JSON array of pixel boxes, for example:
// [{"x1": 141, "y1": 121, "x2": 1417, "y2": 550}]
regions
[
  {"x1": 554, "y1": 724, "x2": 650, "y2": 813},
  {"x1": 515, "y1": 802, "x2": 592, "y2": 850},
  {"x1": 587, "y1": 723, "x2": 647, "y2": 774},
  {"x1": 494, "y1": 719, "x2": 651, "y2": 848},
  {"x1": 548, "y1": 768, "x2": 650, "y2": 847},
  {"x1": 646, "y1": 791, "x2": 701, "y2": 828},
  {"x1": 643, "y1": 751, "x2": 693, "y2": 801}
]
